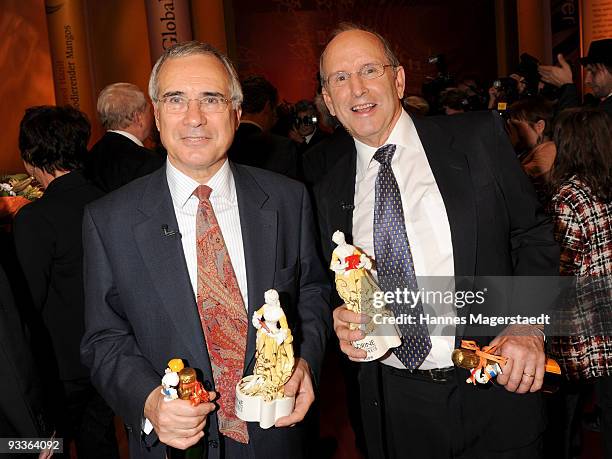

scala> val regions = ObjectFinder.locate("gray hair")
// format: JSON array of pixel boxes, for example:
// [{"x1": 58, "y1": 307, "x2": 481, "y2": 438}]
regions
[
  {"x1": 319, "y1": 23, "x2": 401, "y2": 87},
  {"x1": 148, "y1": 41, "x2": 243, "y2": 110},
  {"x1": 97, "y1": 82, "x2": 149, "y2": 130}
]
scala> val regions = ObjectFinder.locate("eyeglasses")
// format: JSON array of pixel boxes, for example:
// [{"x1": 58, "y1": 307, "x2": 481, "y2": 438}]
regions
[
  {"x1": 325, "y1": 63, "x2": 396, "y2": 88},
  {"x1": 158, "y1": 94, "x2": 231, "y2": 114}
]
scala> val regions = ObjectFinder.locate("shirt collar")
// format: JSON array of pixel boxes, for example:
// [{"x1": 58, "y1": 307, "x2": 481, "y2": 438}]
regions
[
  {"x1": 354, "y1": 109, "x2": 417, "y2": 180},
  {"x1": 240, "y1": 119, "x2": 264, "y2": 131},
  {"x1": 305, "y1": 129, "x2": 316, "y2": 144},
  {"x1": 166, "y1": 158, "x2": 236, "y2": 209},
  {"x1": 108, "y1": 129, "x2": 143, "y2": 147}
]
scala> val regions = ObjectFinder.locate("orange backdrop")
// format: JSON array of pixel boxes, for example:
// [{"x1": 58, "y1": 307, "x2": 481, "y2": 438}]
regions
[
  {"x1": 232, "y1": 0, "x2": 498, "y2": 103},
  {"x1": 0, "y1": 0, "x2": 55, "y2": 174}
]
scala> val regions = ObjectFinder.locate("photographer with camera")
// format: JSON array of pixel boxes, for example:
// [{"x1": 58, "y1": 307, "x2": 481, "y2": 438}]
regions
[
  {"x1": 538, "y1": 39, "x2": 612, "y2": 114},
  {"x1": 288, "y1": 99, "x2": 328, "y2": 155},
  {"x1": 487, "y1": 75, "x2": 523, "y2": 111}
]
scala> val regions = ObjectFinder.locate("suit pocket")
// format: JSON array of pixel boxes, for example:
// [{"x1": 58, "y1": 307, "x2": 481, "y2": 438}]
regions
[{"x1": 274, "y1": 261, "x2": 298, "y2": 288}]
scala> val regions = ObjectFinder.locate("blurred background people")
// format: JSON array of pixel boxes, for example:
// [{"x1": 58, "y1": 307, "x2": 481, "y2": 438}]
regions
[
  {"x1": 507, "y1": 96, "x2": 556, "y2": 202},
  {"x1": 539, "y1": 39, "x2": 612, "y2": 114},
  {"x1": 288, "y1": 99, "x2": 328, "y2": 155},
  {"x1": 439, "y1": 88, "x2": 469, "y2": 115},
  {"x1": 228, "y1": 75, "x2": 299, "y2": 179},
  {"x1": 401, "y1": 95, "x2": 430, "y2": 116},
  {"x1": 13, "y1": 105, "x2": 118, "y2": 458},
  {"x1": 85, "y1": 82, "x2": 163, "y2": 193}
]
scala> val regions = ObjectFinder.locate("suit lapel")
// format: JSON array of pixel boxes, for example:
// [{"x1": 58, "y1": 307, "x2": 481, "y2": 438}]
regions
[
  {"x1": 232, "y1": 164, "x2": 277, "y2": 372},
  {"x1": 132, "y1": 169, "x2": 207, "y2": 368},
  {"x1": 412, "y1": 116, "x2": 477, "y2": 340}
]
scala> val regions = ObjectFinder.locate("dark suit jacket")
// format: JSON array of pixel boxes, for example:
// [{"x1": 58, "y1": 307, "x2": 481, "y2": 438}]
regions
[
  {"x1": 228, "y1": 123, "x2": 300, "y2": 180},
  {"x1": 80, "y1": 163, "x2": 331, "y2": 459},
  {"x1": 295, "y1": 127, "x2": 328, "y2": 157},
  {"x1": 85, "y1": 132, "x2": 164, "y2": 193},
  {"x1": 556, "y1": 83, "x2": 612, "y2": 114},
  {"x1": 302, "y1": 128, "x2": 354, "y2": 189},
  {"x1": 312, "y1": 110, "x2": 560, "y2": 458},
  {"x1": 0, "y1": 265, "x2": 48, "y2": 437},
  {"x1": 13, "y1": 171, "x2": 104, "y2": 382}
]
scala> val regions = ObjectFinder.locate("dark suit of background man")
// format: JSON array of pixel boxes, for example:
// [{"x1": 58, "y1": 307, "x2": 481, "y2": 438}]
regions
[
  {"x1": 85, "y1": 82, "x2": 164, "y2": 192},
  {"x1": 81, "y1": 41, "x2": 331, "y2": 459},
  {"x1": 227, "y1": 75, "x2": 299, "y2": 179},
  {"x1": 288, "y1": 99, "x2": 328, "y2": 157},
  {"x1": 313, "y1": 25, "x2": 559, "y2": 459},
  {"x1": 13, "y1": 105, "x2": 118, "y2": 458}
]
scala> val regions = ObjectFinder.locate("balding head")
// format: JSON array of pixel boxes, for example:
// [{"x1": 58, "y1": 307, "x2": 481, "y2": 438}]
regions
[
  {"x1": 319, "y1": 25, "x2": 405, "y2": 147},
  {"x1": 97, "y1": 83, "x2": 153, "y2": 142}
]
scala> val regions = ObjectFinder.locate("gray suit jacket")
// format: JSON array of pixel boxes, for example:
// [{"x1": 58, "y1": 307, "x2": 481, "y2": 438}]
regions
[{"x1": 81, "y1": 162, "x2": 331, "y2": 458}]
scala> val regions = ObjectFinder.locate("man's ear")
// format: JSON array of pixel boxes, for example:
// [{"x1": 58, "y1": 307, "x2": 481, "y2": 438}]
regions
[
  {"x1": 534, "y1": 119, "x2": 546, "y2": 136},
  {"x1": 133, "y1": 110, "x2": 144, "y2": 127},
  {"x1": 234, "y1": 107, "x2": 242, "y2": 131},
  {"x1": 153, "y1": 104, "x2": 161, "y2": 131},
  {"x1": 322, "y1": 87, "x2": 336, "y2": 117},
  {"x1": 394, "y1": 66, "x2": 406, "y2": 100}
]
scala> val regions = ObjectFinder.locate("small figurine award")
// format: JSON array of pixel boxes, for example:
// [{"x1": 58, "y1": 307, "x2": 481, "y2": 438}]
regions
[
  {"x1": 235, "y1": 289, "x2": 295, "y2": 429},
  {"x1": 161, "y1": 358, "x2": 209, "y2": 406},
  {"x1": 331, "y1": 231, "x2": 401, "y2": 361},
  {"x1": 452, "y1": 340, "x2": 561, "y2": 385}
]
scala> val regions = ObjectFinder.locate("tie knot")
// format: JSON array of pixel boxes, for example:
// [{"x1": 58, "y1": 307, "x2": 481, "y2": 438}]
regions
[
  {"x1": 193, "y1": 184, "x2": 212, "y2": 201},
  {"x1": 373, "y1": 144, "x2": 396, "y2": 166}
]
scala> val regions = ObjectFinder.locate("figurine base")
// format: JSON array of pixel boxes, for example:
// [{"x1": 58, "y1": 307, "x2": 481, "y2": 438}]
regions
[
  {"x1": 235, "y1": 385, "x2": 295, "y2": 429},
  {"x1": 352, "y1": 323, "x2": 402, "y2": 361}
]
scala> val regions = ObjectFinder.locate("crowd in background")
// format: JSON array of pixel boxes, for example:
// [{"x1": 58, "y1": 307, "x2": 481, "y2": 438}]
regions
[{"x1": 1, "y1": 35, "x2": 610, "y2": 459}]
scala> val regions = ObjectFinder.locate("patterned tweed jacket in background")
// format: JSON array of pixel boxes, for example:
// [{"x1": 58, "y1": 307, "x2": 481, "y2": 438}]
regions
[{"x1": 548, "y1": 176, "x2": 612, "y2": 379}]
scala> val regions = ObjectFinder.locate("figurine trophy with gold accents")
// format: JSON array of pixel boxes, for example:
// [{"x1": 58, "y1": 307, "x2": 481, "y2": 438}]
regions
[
  {"x1": 235, "y1": 289, "x2": 295, "y2": 429},
  {"x1": 331, "y1": 231, "x2": 401, "y2": 361}
]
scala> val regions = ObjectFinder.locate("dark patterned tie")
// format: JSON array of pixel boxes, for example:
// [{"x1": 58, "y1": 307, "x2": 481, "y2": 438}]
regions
[
  {"x1": 194, "y1": 185, "x2": 249, "y2": 443},
  {"x1": 372, "y1": 144, "x2": 432, "y2": 370}
]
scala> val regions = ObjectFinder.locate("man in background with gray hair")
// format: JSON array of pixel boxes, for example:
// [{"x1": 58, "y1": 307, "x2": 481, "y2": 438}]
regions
[{"x1": 85, "y1": 82, "x2": 163, "y2": 192}]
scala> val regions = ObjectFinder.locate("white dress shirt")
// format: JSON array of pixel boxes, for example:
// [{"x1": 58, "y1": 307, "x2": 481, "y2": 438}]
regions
[
  {"x1": 165, "y1": 159, "x2": 249, "y2": 309},
  {"x1": 143, "y1": 160, "x2": 249, "y2": 434},
  {"x1": 352, "y1": 109, "x2": 455, "y2": 370},
  {"x1": 108, "y1": 129, "x2": 144, "y2": 147}
]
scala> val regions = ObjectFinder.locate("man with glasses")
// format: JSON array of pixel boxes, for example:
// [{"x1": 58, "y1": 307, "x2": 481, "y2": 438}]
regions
[
  {"x1": 81, "y1": 41, "x2": 331, "y2": 459},
  {"x1": 313, "y1": 24, "x2": 558, "y2": 458}
]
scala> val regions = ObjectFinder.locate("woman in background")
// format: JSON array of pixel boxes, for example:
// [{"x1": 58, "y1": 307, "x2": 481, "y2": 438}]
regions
[
  {"x1": 508, "y1": 96, "x2": 556, "y2": 203},
  {"x1": 547, "y1": 107, "x2": 612, "y2": 458}
]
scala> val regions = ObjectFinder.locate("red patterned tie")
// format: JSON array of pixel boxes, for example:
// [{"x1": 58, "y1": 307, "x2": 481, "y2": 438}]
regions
[{"x1": 194, "y1": 184, "x2": 249, "y2": 443}]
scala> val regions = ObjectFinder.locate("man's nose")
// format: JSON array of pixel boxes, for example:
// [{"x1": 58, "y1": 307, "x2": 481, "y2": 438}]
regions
[
  {"x1": 183, "y1": 100, "x2": 206, "y2": 126},
  {"x1": 349, "y1": 74, "x2": 368, "y2": 98}
]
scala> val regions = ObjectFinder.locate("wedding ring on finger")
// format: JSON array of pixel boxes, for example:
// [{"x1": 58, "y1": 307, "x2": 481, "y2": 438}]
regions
[{"x1": 523, "y1": 372, "x2": 535, "y2": 378}]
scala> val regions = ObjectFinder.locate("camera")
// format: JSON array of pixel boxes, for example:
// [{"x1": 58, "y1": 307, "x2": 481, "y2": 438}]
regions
[{"x1": 294, "y1": 114, "x2": 318, "y2": 127}]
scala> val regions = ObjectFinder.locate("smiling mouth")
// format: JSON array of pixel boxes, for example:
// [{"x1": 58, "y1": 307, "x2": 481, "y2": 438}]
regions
[
  {"x1": 182, "y1": 136, "x2": 210, "y2": 141},
  {"x1": 351, "y1": 103, "x2": 376, "y2": 112}
]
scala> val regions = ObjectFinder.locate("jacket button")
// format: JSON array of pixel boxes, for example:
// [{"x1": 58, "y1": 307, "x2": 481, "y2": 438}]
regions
[
  {"x1": 373, "y1": 400, "x2": 379, "y2": 407},
  {"x1": 204, "y1": 380, "x2": 213, "y2": 391},
  {"x1": 208, "y1": 440, "x2": 219, "y2": 448}
]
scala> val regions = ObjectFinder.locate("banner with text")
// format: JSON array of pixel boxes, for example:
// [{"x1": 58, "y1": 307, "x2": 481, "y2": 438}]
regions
[
  {"x1": 45, "y1": 0, "x2": 95, "y2": 119},
  {"x1": 145, "y1": 0, "x2": 193, "y2": 64}
]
